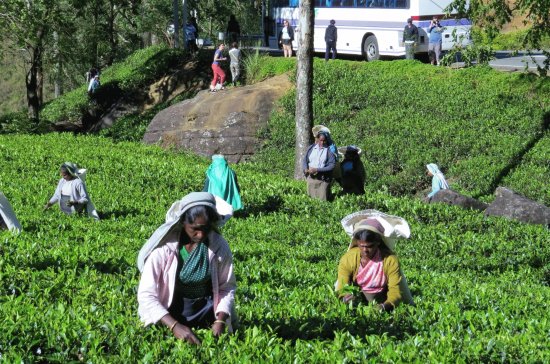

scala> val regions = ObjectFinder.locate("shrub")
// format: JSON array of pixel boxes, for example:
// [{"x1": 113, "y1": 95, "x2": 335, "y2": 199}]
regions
[{"x1": 0, "y1": 134, "x2": 549, "y2": 362}]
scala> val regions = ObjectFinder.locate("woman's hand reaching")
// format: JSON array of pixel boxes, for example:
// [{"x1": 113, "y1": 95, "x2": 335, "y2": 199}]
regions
[{"x1": 172, "y1": 323, "x2": 201, "y2": 345}]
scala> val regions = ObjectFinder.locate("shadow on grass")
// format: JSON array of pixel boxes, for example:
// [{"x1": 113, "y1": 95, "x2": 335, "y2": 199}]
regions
[{"x1": 243, "y1": 314, "x2": 416, "y2": 342}]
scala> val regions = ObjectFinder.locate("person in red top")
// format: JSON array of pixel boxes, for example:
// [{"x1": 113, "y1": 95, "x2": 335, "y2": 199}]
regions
[{"x1": 210, "y1": 43, "x2": 227, "y2": 92}]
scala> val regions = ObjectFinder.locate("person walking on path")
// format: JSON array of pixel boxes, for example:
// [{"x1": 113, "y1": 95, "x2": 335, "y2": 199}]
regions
[
  {"x1": 226, "y1": 14, "x2": 241, "y2": 44},
  {"x1": 428, "y1": 17, "x2": 444, "y2": 65},
  {"x1": 228, "y1": 42, "x2": 241, "y2": 86},
  {"x1": 324, "y1": 20, "x2": 338, "y2": 61},
  {"x1": 185, "y1": 19, "x2": 198, "y2": 53},
  {"x1": 402, "y1": 18, "x2": 418, "y2": 60},
  {"x1": 278, "y1": 19, "x2": 294, "y2": 58},
  {"x1": 87, "y1": 74, "x2": 100, "y2": 95},
  {"x1": 210, "y1": 44, "x2": 227, "y2": 92}
]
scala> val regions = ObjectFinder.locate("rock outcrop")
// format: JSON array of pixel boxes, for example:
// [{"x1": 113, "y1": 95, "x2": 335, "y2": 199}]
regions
[
  {"x1": 484, "y1": 187, "x2": 550, "y2": 225},
  {"x1": 143, "y1": 74, "x2": 291, "y2": 163},
  {"x1": 429, "y1": 189, "x2": 488, "y2": 211}
]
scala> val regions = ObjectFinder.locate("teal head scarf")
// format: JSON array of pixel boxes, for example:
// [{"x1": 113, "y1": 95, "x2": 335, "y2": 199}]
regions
[{"x1": 206, "y1": 155, "x2": 243, "y2": 211}]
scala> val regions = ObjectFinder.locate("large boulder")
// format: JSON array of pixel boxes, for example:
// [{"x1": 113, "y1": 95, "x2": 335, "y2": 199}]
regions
[
  {"x1": 143, "y1": 74, "x2": 292, "y2": 163},
  {"x1": 484, "y1": 187, "x2": 550, "y2": 225},
  {"x1": 429, "y1": 189, "x2": 488, "y2": 211}
]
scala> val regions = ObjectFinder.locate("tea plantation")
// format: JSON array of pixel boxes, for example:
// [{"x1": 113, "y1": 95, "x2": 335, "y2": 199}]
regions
[
  {"x1": 1, "y1": 52, "x2": 550, "y2": 362},
  {"x1": 1, "y1": 132, "x2": 549, "y2": 362}
]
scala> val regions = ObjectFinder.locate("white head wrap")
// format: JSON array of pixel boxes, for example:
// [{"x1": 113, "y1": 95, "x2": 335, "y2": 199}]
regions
[
  {"x1": 341, "y1": 209, "x2": 410, "y2": 251},
  {"x1": 426, "y1": 163, "x2": 449, "y2": 189},
  {"x1": 137, "y1": 192, "x2": 232, "y2": 272}
]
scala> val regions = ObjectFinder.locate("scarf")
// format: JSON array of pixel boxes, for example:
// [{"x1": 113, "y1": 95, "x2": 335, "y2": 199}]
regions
[
  {"x1": 356, "y1": 250, "x2": 386, "y2": 294},
  {"x1": 178, "y1": 242, "x2": 212, "y2": 299},
  {"x1": 206, "y1": 155, "x2": 243, "y2": 211},
  {"x1": 426, "y1": 163, "x2": 449, "y2": 189}
]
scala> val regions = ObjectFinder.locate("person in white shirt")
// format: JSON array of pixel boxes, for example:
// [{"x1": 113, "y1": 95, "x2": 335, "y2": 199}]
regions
[{"x1": 228, "y1": 42, "x2": 241, "y2": 86}]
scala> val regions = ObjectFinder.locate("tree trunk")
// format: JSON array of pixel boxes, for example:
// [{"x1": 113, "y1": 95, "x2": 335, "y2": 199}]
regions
[
  {"x1": 107, "y1": 0, "x2": 116, "y2": 65},
  {"x1": 26, "y1": 46, "x2": 41, "y2": 121},
  {"x1": 173, "y1": 0, "x2": 180, "y2": 48},
  {"x1": 53, "y1": 31, "x2": 63, "y2": 98},
  {"x1": 293, "y1": 0, "x2": 314, "y2": 180}
]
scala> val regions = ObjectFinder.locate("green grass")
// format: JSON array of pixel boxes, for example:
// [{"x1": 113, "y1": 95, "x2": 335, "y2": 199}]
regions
[
  {"x1": 252, "y1": 59, "x2": 550, "y2": 205},
  {"x1": 0, "y1": 133, "x2": 549, "y2": 362}
]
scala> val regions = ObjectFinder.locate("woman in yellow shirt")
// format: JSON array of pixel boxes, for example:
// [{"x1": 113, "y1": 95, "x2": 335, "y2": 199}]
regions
[{"x1": 336, "y1": 216, "x2": 414, "y2": 312}]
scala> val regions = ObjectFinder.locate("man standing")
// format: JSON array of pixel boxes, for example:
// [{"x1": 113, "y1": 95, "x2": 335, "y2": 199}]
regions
[
  {"x1": 428, "y1": 17, "x2": 444, "y2": 65},
  {"x1": 184, "y1": 19, "x2": 198, "y2": 53},
  {"x1": 302, "y1": 132, "x2": 336, "y2": 201},
  {"x1": 324, "y1": 19, "x2": 338, "y2": 61},
  {"x1": 402, "y1": 18, "x2": 418, "y2": 60},
  {"x1": 228, "y1": 42, "x2": 241, "y2": 86}
]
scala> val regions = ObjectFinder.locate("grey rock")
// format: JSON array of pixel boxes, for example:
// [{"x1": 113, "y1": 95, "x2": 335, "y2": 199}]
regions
[
  {"x1": 484, "y1": 187, "x2": 550, "y2": 225},
  {"x1": 429, "y1": 189, "x2": 488, "y2": 211},
  {"x1": 143, "y1": 74, "x2": 291, "y2": 163}
]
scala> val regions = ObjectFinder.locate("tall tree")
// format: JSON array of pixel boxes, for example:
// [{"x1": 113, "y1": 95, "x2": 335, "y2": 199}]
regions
[
  {"x1": 0, "y1": 0, "x2": 64, "y2": 119},
  {"x1": 293, "y1": 0, "x2": 314, "y2": 179}
]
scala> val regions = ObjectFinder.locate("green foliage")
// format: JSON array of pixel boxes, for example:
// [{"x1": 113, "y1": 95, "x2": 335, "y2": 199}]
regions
[
  {"x1": 242, "y1": 50, "x2": 296, "y2": 84},
  {"x1": 0, "y1": 133, "x2": 549, "y2": 362},
  {"x1": 40, "y1": 45, "x2": 186, "y2": 124},
  {"x1": 253, "y1": 58, "x2": 550, "y2": 204},
  {"x1": 441, "y1": 29, "x2": 495, "y2": 67}
]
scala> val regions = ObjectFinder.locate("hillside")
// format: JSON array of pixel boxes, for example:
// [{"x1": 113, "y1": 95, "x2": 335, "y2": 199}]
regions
[
  {"x1": 0, "y1": 133, "x2": 549, "y2": 362},
  {"x1": 1, "y1": 46, "x2": 549, "y2": 362}
]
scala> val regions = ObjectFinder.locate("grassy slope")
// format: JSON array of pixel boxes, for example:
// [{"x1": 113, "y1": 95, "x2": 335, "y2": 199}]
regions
[
  {"x1": 252, "y1": 59, "x2": 550, "y2": 204},
  {"x1": 0, "y1": 133, "x2": 549, "y2": 362}
]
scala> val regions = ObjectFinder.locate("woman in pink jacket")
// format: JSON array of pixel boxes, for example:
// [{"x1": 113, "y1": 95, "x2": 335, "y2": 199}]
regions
[{"x1": 137, "y1": 192, "x2": 237, "y2": 345}]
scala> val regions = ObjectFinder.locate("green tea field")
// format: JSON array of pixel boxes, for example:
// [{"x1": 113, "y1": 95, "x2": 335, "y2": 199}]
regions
[{"x1": 1, "y1": 133, "x2": 549, "y2": 362}]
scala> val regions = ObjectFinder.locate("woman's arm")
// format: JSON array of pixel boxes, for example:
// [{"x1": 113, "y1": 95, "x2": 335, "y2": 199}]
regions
[
  {"x1": 215, "y1": 243, "x2": 236, "y2": 318},
  {"x1": 382, "y1": 255, "x2": 404, "y2": 310},
  {"x1": 73, "y1": 180, "x2": 89, "y2": 205},
  {"x1": 427, "y1": 176, "x2": 441, "y2": 198},
  {"x1": 336, "y1": 249, "x2": 357, "y2": 298},
  {"x1": 44, "y1": 179, "x2": 63, "y2": 209},
  {"x1": 160, "y1": 314, "x2": 201, "y2": 345}
]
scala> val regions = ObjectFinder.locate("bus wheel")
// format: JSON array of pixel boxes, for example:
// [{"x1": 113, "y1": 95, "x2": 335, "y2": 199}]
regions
[{"x1": 363, "y1": 35, "x2": 379, "y2": 61}]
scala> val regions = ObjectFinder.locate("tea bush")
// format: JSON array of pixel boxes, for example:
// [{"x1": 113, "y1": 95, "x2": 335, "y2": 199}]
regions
[
  {"x1": 253, "y1": 59, "x2": 550, "y2": 203},
  {"x1": 0, "y1": 134, "x2": 549, "y2": 362}
]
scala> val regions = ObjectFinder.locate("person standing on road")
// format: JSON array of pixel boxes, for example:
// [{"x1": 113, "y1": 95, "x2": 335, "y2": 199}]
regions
[
  {"x1": 228, "y1": 42, "x2": 241, "y2": 86},
  {"x1": 428, "y1": 17, "x2": 444, "y2": 65},
  {"x1": 278, "y1": 19, "x2": 294, "y2": 58},
  {"x1": 402, "y1": 18, "x2": 418, "y2": 60},
  {"x1": 325, "y1": 19, "x2": 338, "y2": 61}
]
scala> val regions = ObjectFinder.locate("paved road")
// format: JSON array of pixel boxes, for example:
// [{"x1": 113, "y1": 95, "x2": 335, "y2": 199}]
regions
[
  {"x1": 253, "y1": 46, "x2": 548, "y2": 73},
  {"x1": 489, "y1": 52, "x2": 547, "y2": 73}
]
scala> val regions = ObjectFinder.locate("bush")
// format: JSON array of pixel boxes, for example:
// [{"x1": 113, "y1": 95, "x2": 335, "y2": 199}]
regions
[
  {"x1": 252, "y1": 58, "x2": 550, "y2": 203},
  {"x1": 0, "y1": 133, "x2": 549, "y2": 362}
]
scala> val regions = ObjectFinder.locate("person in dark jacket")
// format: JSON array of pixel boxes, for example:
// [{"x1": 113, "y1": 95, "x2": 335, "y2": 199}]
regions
[
  {"x1": 325, "y1": 20, "x2": 338, "y2": 61},
  {"x1": 302, "y1": 132, "x2": 336, "y2": 201},
  {"x1": 402, "y1": 18, "x2": 418, "y2": 60},
  {"x1": 278, "y1": 19, "x2": 294, "y2": 57},
  {"x1": 226, "y1": 14, "x2": 240, "y2": 44}
]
